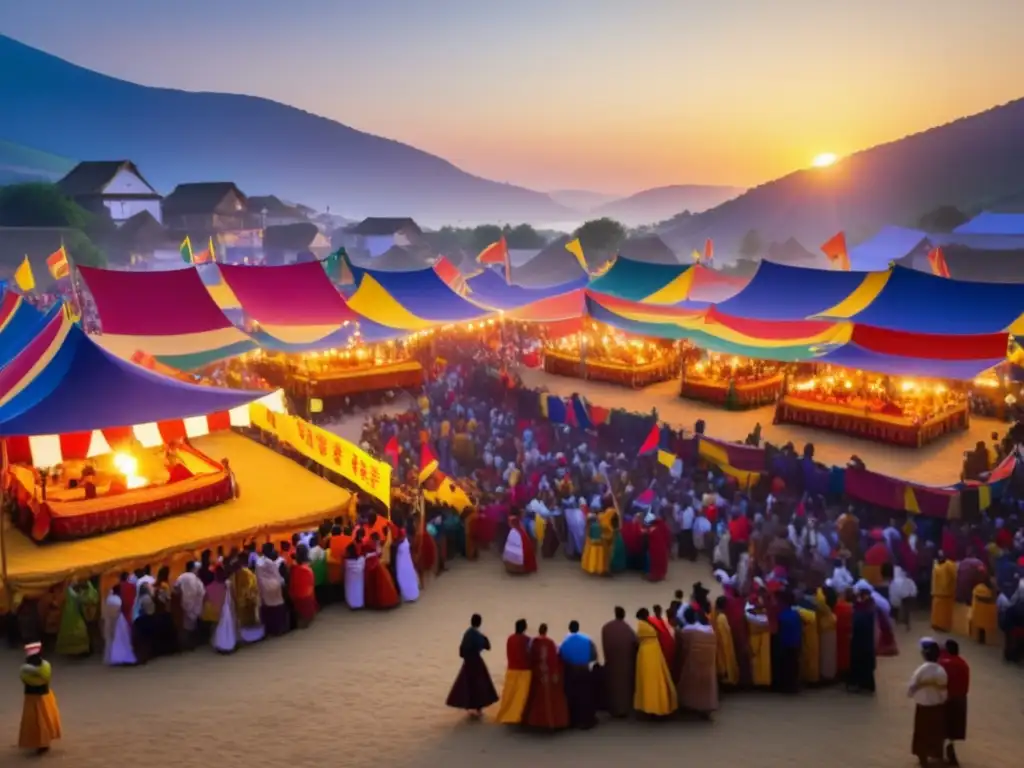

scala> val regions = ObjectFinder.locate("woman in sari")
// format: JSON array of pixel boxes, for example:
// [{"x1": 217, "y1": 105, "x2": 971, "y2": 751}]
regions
[
  {"x1": 365, "y1": 534, "x2": 401, "y2": 610},
  {"x1": 56, "y1": 580, "x2": 94, "y2": 657},
  {"x1": 212, "y1": 568, "x2": 239, "y2": 654},
  {"x1": 445, "y1": 613, "x2": 499, "y2": 717},
  {"x1": 102, "y1": 585, "x2": 137, "y2": 667},
  {"x1": 289, "y1": 546, "x2": 319, "y2": 628},
  {"x1": 608, "y1": 513, "x2": 627, "y2": 574},
  {"x1": 581, "y1": 513, "x2": 608, "y2": 575},
  {"x1": 344, "y1": 543, "x2": 366, "y2": 609}
]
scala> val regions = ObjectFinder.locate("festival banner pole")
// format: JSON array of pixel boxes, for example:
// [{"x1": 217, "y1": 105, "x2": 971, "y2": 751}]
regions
[{"x1": 0, "y1": 439, "x2": 9, "y2": 592}]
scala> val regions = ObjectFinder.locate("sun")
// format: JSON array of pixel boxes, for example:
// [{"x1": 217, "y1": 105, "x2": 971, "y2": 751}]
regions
[{"x1": 812, "y1": 152, "x2": 838, "y2": 168}]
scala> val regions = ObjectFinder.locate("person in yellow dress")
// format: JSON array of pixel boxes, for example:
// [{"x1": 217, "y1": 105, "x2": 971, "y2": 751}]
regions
[
  {"x1": 796, "y1": 602, "x2": 820, "y2": 685},
  {"x1": 969, "y1": 575, "x2": 998, "y2": 644},
  {"x1": 711, "y1": 596, "x2": 740, "y2": 687},
  {"x1": 930, "y1": 552, "x2": 958, "y2": 631},
  {"x1": 746, "y1": 594, "x2": 772, "y2": 688},
  {"x1": 581, "y1": 513, "x2": 609, "y2": 576},
  {"x1": 634, "y1": 608, "x2": 677, "y2": 716},
  {"x1": 19, "y1": 642, "x2": 62, "y2": 755}
]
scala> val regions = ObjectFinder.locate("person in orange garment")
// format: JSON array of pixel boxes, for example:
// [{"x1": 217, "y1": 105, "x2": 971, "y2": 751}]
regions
[
  {"x1": 327, "y1": 524, "x2": 349, "y2": 602},
  {"x1": 495, "y1": 619, "x2": 532, "y2": 724},
  {"x1": 931, "y1": 551, "x2": 957, "y2": 631},
  {"x1": 364, "y1": 533, "x2": 400, "y2": 610},
  {"x1": 648, "y1": 605, "x2": 677, "y2": 673},
  {"x1": 288, "y1": 545, "x2": 318, "y2": 629}
]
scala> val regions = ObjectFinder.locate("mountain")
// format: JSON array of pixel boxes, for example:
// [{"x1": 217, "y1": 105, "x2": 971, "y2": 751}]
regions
[
  {"x1": 547, "y1": 189, "x2": 617, "y2": 211},
  {"x1": 659, "y1": 98, "x2": 1024, "y2": 258},
  {"x1": 594, "y1": 184, "x2": 745, "y2": 227},
  {"x1": 0, "y1": 139, "x2": 74, "y2": 185},
  {"x1": 0, "y1": 35, "x2": 572, "y2": 226}
]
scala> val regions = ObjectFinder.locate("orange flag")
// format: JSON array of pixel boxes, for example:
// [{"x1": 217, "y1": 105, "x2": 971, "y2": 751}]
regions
[
  {"x1": 476, "y1": 236, "x2": 510, "y2": 283},
  {"x1": 703, "y1": 238, "x2": 714, "y2": 264},
  {"x1": 927, "y1": 246, "x2": 950, "y2": 278},
  {"x1": 418, "y1": 444, "x2": 439, "y2": 485},
  {"x1": 820, "y1": 232, "x2": 850, "y2": 271},
  {"x1": 46, "y1": 245, "x2": 70, "y2": 280}
]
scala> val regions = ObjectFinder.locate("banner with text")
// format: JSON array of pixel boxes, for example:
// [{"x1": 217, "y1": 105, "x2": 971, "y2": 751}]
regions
[{"x1": 250, "y1": 403, "x2": 391, "y2": 508}]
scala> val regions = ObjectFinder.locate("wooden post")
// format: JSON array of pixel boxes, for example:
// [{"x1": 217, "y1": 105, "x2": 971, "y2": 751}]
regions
[{"x1": 0, "y1": 439, "x2": 9, "y2": 591}]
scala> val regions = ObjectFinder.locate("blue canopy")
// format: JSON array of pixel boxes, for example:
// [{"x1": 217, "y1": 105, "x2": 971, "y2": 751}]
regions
[
  {"x1": 0, "y1": 295, "x2": 47, "y2": 369},
  {"x1": 0, "y1": 311, "x2": 268, "y2": 436},
  {"x1": 817, "y1": 343, "x2": 1001, "y2": 380},
  {"x1": 715, "y1": 261, "x2": 869, "y2": 320},
  {"x1": 466, "y1": 269, "x2": 587, "y2": 310},
  {"x1": 849, "y1": 226, "x2": 927, "y2": 270}
]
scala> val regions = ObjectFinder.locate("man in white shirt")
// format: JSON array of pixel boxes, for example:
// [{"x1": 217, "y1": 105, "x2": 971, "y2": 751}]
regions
[
  {"x1": 692, "y1": 512, "x2": 713, "y2": 561},
  {"x1": 676, "y1": 503, "x2": 696, "y2": 561}
]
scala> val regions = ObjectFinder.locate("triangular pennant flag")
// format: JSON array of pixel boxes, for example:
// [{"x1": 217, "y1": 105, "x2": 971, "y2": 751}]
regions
[
  {"x1": 638, "y1": 423, "x2": 660, "y2": 455},
  {"x1": 927, "y1": 246, "x2": 950, "y2": 278},
  {"x1": 46, "y1": 245, "x2": 70, "y2": 280},
  {"x1": 419, "y1": 443, "x2": 440, "y2": 484},
  {"x1": 14, "y1": 255, "x2": 35, "y2": 292},
  {"x1": 657, "y1": 449, "x2": 676, "y2": 469},
  {"x1": 384, "y1": 435, "x2": 400, "y2": 467},
  {"x1": 703, "y1": 238, "x2": 714, "y2": 265},
  {"x1": 180, "y1": 236, "x2": 194, "y2": 265},
  {"x1": 565, "y1": 237, "x2": 588, "y2": 274},
  {"x1": 820, "y1": 232, "x2": 850, "y2": 271}
]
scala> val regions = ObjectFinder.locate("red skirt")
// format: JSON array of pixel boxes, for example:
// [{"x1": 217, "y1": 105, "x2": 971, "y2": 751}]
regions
[
  {"x1": 292, "y1": 594, "x2": 318, "y2": 624},
  {"x1": 365, "y1": 562, "x2": 400, "y2": 610}
]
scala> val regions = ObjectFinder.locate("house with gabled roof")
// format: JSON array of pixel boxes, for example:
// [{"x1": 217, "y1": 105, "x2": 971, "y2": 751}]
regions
[
  {"x1": 161, "y1": 182, "x2": 249, "y2": 232},
  {"x1": 341, "y1": 217, "x2": 424, "y2": 258},
  {"x1": 56, "y1": 160, "x2": 163, "y2": 225}
]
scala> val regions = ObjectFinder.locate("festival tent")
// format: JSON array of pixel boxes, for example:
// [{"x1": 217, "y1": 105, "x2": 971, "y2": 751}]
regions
[
  {"x1": 0, "y1": 308, "x2": 282, "y2": 450},
  {"x1": 587, "y1": 256, "x2": 691, "y2": 302},
  {"x1": 466, "y1": 268, "x2": 588, "y2": 311},
  {"x1": 848, "y1": 226, "x2": 928, "y2": 270},
  {"x1": 822, "y1": 265, "x2": 1024, "y2": 334},
  {"x1": 197, "y1": 263, "x2": 241, "y2": 315},
  {"x1": 816, "y1": 324, "x2": 1008, "y2": 380},
  {"x1": 898, "y1": 245, "x2": 1024, "y2": 283},
  {"x1": 584, "y1": 292, "x2": 847, "y2": 361},
  {"x1": 714, "y1": 261, "x2": 875, "y2": 320},
  {"x1": 345, "y1": 267, "x2": 491, "y2": 331},
  {"x1": 79, "y1": 266, "x2": 257, "y2": 369},
  {"x1": 433, "y1": 256, "x2": 469, "y2": 294},
  {"x1": 844, "y1": 466, "x2": 961, "y2": 520},
  {"x1": 954, "y1": 212, "x2": 1024, "y2": 236},
  {"x1": 0, "y1": 291, "x2": 46, "y2": 369},
  {"x1": 510, "y1": 235, "x2": 589, "y2": 288},
  {"x1": 218, "y1": 261, "x2": 357, "y2": 344}
]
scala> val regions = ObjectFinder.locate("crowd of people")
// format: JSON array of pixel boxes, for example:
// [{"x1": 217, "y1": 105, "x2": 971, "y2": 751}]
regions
[{"x1": 12, "y1": 338, "x2": 1024, "y2": 759}]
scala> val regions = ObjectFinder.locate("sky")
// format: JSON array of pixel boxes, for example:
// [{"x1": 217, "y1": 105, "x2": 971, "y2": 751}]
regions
[{"x1": 1, "y1": 0, "x2": 1022, "y2": 196}]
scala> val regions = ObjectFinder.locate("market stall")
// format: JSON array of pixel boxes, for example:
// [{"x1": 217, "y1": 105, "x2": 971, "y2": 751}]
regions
[
  {"x1": 774, "y1": 370, "x2": 969, "y2": 448},
  {"x1": 679, "y1": 354, "x2": 784, "y2": 409},
  {"x1": 543, "y1": 327, "x2": 680, "y2": 388}
]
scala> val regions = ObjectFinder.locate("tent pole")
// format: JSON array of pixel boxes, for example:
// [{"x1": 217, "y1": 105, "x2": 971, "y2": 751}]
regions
[{"x1": 0, "y1": 439, "x2": 8, "y2": 591}]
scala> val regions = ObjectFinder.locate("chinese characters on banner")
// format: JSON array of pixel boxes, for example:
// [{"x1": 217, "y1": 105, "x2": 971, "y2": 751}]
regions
[{"x1": 250, "y1": 403, "x2": 391, "y2": 508}]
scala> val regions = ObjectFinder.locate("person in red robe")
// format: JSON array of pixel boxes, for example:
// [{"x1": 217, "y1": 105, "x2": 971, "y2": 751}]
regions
[
  {"x1": 831, "y1": 588, "x2": 853, "y2": 678},
  {"x1": 645, "y1": 516, "x2": 671, "y2": 583},
  {"x1": 721, "y1": 586, "x2": 753, "y2": 687},
  {"x1": 621, "y1": 516, "x2": 644, "y2": 570},
  {"x1": 364, "y1": 535, "x2": 400, "y2": 610},
  {"x1": 119, "y1": 573, "x2": 136, "y2": 623},
  {"x1": 414, "y1": 517, "x2": 437, "y2": 577},
  {"x1": 521, "y1": 623, "x2": 569, "y2": 731},
  {"x1": 648, "y1": 605, "x2": 677, "y2": 672},
  {"x1": 288, "y1": 546, "x2": 318, "y2": 628}
]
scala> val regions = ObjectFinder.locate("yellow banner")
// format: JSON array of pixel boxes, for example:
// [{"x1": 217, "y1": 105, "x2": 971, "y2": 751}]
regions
[{"x1": 250, "y1": 403, "x2": 391, "y2": 508}]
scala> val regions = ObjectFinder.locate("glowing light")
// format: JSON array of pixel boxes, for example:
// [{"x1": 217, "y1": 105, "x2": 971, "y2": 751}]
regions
[
  {"x1": 113, "y1": 452, "x2": 148, "y2": 490},
  {"x1": 812, "y1": 152, "x2": 838, "y2": 168}
]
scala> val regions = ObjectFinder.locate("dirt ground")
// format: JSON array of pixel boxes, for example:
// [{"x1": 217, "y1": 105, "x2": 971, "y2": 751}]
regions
[
  {"x1": 2, "y1": 555, "x2": 1021, "y2": 768},
  {"x1": 519, "y1": 368, "x2": 1001, "y2": 487}
]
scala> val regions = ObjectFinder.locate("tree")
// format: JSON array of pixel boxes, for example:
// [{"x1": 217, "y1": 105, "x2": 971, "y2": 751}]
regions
[
  {"x1": 503, "y1": 223, "x2": 545, "y2": 250},
  {"x1": 0, "y1": 182, "x2": 93, "y2": 229},
  {"x1": 739, "y1": 228, "x2": 762, "y2": 259},
  {"x1": 573, "y1": 217, "x2": 626, "y2": 253},
  {"x1": 468, "y1": 224, "x2": 502, "y2": 253},
  {"x1": 64, "y1": 229, "x2": 107, "y2": 268},
  {"x1": 916, "y1": 205, "x2": 969, "y2": 233}
]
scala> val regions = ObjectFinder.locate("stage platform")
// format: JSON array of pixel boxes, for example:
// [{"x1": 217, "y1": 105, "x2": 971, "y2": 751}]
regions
[
  {"x1": 518, "y1": 367, "x2": 1000, "y2": 487},
  {"x1": 2, "y1": 432, "x2": 351, "y2": 595}
]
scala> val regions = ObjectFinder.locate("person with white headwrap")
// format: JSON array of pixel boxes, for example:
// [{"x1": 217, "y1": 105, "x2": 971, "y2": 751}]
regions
[
  {"x1": 890, "y1": 565, "x2": 919, "y2": 630},
  {"x1": 676, "y1": 606, "x2": 718, "y2": 716},
  {"x1": 907, "y1": 637, "x2": 948, "y2": 766}
]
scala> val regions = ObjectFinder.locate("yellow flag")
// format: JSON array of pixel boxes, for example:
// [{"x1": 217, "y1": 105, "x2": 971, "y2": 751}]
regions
[
  {"x1": 657, "y1": 449, "x2": 676, "y2": 469},
  {"x1": 565, "y1": 238, "x2": 588, "y2": 274},
  {"x1": 14, "y1": 255, "x2": 35, "y2": 292}
]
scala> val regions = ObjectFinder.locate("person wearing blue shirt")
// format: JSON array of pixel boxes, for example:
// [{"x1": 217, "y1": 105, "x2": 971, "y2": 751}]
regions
[
  {"x1": 560, "y1": 620, "x2": 598, "y2": 729},
  {"x1": 775, "y1": 594, "x2": 803, "y2": 694}
]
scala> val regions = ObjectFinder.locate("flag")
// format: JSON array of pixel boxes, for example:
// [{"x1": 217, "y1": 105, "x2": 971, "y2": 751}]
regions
[
  {"x1": 691, "y1": 248, "x2": 702, "y2": 264},
  {"x1": 46, "y1": 246, "x2": 70, "y2": 280},
  {"x1": 820, "y1": 232, "x2": 849, "y2": 271},
  {"x1": 418, "y1": 443, "x2": 439, "y2": 484},
  {"x1": 565, "y1": 238, "x2": 588, "y2": 274},
  {"x1": 569, "y1": 393, "x2": 593, "y2": 430},
  {"x1": 657, "y1": 449, "x2": 676, "y2": 469},
  {"x1": 192, "y1": 236, "x2": 215, "y2": 264},
  {"x1": 927, "y1": 246, "x2": 950, "y2": 278},
  {"x1": 638, "y1": 423, "x2": 660, "y2": 455},
  {"x1": 14, "y1": 256, "x2": 35, "y2": 292},
  {"x1": 62, "y1": 301, "x2": 80, "y2": 323},
  {"x1": 476, "y1": 236, "x2": 510, "y2": 284},
  {"x1": 179, "y1": 236, "x2": 194, "y2": 265},
  {"x1": 703, "y1": 238, "x2": 714, "y2": 265},
  {"x1": 384, "y1": 435, "x2": 400, "y2": 467}
]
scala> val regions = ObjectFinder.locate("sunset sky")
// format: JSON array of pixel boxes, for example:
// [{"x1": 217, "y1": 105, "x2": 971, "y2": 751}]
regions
[{"x1": 2, "y1": 0, "x2": 1021, "y2": 195}]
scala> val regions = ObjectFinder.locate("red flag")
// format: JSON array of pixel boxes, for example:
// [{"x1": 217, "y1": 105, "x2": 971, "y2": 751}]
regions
[
  {"x1": 46, "y1": 246, "x2": 70, "y2": 280},
  {"x1": 418, "y1": 443, "x2": 439, "y2": 484},
  {"x1": 820, "y1": 232, "x2": 850, "y2": 271},
  {"x1": 927, "y1": 247, "x2": 950, "y2": 278},
  {"x1": 476, "y1": 236, "x2": 510, "y2": 283},
  {"x1": 384, "y1": 435, "x2": 400, "y2": 466},
  {"x1": 703, "y1": 238, "x2": 714, "y2": 264},
  {"x1": 638, "y1": 423, "x2": 660, "y2": 455}
]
